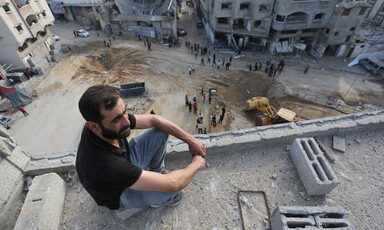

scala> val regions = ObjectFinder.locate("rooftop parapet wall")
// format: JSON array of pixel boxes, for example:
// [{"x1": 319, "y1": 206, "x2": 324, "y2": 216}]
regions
[{"x1": 168, "y1": 110, "x2": 384, "y2": 155}]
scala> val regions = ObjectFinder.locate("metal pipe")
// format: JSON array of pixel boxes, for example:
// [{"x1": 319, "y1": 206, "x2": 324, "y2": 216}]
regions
[{"x1": 237, "y1": 190, "x2": 271, "y2": 230}]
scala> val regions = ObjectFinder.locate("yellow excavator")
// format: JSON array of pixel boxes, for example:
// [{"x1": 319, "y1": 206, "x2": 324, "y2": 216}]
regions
[{"x1": 246, "y1": 97, "x2": 296, "y2": 126}]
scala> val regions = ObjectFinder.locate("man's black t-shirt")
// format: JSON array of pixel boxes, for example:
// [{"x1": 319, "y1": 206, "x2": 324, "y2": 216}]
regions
[{"x1": 76, "y1": 114, "x2": 142, "y2": 210}]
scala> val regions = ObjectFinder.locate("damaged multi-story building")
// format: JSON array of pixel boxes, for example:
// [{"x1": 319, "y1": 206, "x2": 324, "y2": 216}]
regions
[
  {"x1": 268, "y1": 0, "x2": 338, "y2": 54},
  {"x1": 47, "y1": 0, "x2": 102, "y2": 30},
  {"x1": 195, "y1": 0, "x2": 380, "y2": 57},
  {"x1": 0, "y1": 0, "x2": 55, "y2": 69},
  {"x1": 315, "y1": 0, "x2": 371, "y2": 58},
  {"x1": 196, "y1": 0, "x2": 273, "y2": 51},
  {"x1": 92, "y1": 0, "x2": 178, "y2": 40}
]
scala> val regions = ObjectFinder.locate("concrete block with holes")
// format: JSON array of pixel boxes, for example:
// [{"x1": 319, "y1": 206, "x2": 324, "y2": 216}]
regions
[
  {"x1": 290, "y1": 137, "x2": 339, "y2": 196},
  {"x1": 271, "y1": 206, "x2": 353, "y2": 230},
  {"x1": 14, "y1": 173, "x2": 66, "y2": 230}
]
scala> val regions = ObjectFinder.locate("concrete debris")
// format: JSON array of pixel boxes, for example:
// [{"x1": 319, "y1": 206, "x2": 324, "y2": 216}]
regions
[
  {"x1": 333, "y1": 136, "x2": 346, "y2": 153},
  {"x1": 14, "y1": 173, "x2": 66, "y2": 230},
  {"x1": 271, "y1": 206, "x2": 352, "y2": 230},
  {"x1": 290, "y1": 138, "x2": 339, "y2": 196},
  {"x1": 315, "y1": 137, "x2": 337, "y2": 162}
]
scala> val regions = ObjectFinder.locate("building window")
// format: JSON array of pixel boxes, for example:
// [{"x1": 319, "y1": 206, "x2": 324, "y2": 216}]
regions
[
  {"x1": 254, "y1": 20, "x2": 261, "y2": 27},
  {"x1": 39, "y1": 30, "x2": 47, "y2": 37},
  {"x1": 26, "y1": 14, "x2": 38, "y2": 26},
  {"x1": 334, "y1": 32, "x2": 339, "y2": 36},
  {"x1": 30, "y1": 37, "x2": 37, "y2": 44},
  {"x1": 259, "y1": 5, "x2": 269, "y2": 12},
  {"x1": 3, "y1": 4, "x2": 11, "y2": 12},
  {"x1": 276, "y1": 15, "x2": 285, "y2": 22},
  {"x1": 350, "y1": 27, "x2": 355, "y2": 31},
  {"x1": 16, "y1": 25, "x2": 23, "y2": 32},
  {"x1": 217, "y1": 17, "x2": 228, "y2": 24},
  {"x1": 345, "y1": 35, "x2": 352, "y2": 42},
  {"x1": 314, "y1": 13, "x2": 324, "y2": 21},
  {"x1": 342, "y1": 8, "x2": 351, "y2": 16},
  {"x1": 361, "y1": 45, "x2": 365, "y2": 48},
  {"x1": 333, "y1": 8, "x2": 341, "y2": 16},
  {"x1": 42, "y1": 10, "x2": 46, "y2": 17},
  {"x1": 303, "y1": 28, "x2": 319, "y2": 33},
  {"x1": 287, "y1": 12, "x2": 308, "y2": 22},
  {"x1": 222, "y1": 3, "x2": 231, "y2": 9},
  {"x1": 240, "y1": 3, "x2": 250, "y2": 10},
  {"x1": 18, "y1": 42, "x2": 28, "y2": 52},
  {"x1": 281, "y1": 30, "x2": 297, "y2": 34},
  {"x1": 325, "y1": 28, "x2": 330, "y2": 34},
  {"x1": 359, "y1": 7, "x2": 367, "y2": 15}
]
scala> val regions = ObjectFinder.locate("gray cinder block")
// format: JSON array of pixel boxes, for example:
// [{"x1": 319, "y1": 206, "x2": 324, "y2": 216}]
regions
[
  {"x1": 290, "y1": 137, "x2": 339, "y2": 196},
  {"x1": 271, "y1": 206, "x2": 353, "y2": 230},
  {"x1": 14, "y1": 173, "x2": 66, "y2": 230}
]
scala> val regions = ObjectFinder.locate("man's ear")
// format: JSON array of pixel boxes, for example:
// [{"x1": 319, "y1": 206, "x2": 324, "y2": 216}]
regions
[{"x1": 85, "y1": 121, "x2": 100, "y2": 133}]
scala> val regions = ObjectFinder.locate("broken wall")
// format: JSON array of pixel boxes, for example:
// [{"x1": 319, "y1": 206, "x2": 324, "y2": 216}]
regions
[{"x1": 0, "y1": 126, "x2": 30, "y2": 229}]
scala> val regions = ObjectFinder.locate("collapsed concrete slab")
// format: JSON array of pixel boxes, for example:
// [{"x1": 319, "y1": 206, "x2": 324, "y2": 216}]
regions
[
  {"x1": 14, "y1": 173, "x2": 66, "y2": 230},
  {"x1": 25, "y1": 150, "x2": 76, "y2": 176},
  {"x1": 290, "y1": 137, "x2": 339, "y2": 196},
  {"x1": 271, "y1": 206, "x2": 352, "y2": 230}
]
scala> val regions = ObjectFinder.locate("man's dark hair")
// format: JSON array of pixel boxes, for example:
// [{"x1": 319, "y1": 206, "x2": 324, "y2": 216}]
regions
[{"x1": 79, "y1": 85, "x2": 121, "y2": 122}]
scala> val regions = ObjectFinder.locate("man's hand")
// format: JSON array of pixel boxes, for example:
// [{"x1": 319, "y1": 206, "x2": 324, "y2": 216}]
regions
[
  {"x1": 188, "y1": 138, "x2": 206, "y2": 157},
  {"x1": 192, "y1": 154, "x2": 206, "y2": 169}
]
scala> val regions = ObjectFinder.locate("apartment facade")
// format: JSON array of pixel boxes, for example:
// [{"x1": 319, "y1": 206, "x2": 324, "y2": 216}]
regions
[
  {"x1": 268, "y1": 0, "x2": 338, "y2": 54},
  {"x1": 0, "y1": 0, "x2": 55, "y2": 69},
  {"x1": 197, "y1": 0, "x2": 274, "y2": 51},
  {"x1": 316, "y1": 1, "x2": 371, "y2": 58}
]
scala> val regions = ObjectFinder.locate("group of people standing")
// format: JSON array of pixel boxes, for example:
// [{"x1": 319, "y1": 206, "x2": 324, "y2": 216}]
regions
[
  {"x1": 248, "y1": 59, "x2": 285, "y2": 77},
  {"x1": 185, "y1": 89, "x2": 226, "y2": 134}
]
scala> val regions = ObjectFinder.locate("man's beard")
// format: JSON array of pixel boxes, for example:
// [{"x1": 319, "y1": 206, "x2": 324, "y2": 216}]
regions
[{"x1": 99, "y1": 123, "x2": 131, "y2": 140}]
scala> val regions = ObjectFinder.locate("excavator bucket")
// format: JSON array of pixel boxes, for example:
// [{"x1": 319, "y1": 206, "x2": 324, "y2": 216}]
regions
[
  {"x1": 277, "y1": 108, "x2": 296, "y2": 122},
  {"x1": 246, "y1": 97, "x2": 269, "y2": 111}
]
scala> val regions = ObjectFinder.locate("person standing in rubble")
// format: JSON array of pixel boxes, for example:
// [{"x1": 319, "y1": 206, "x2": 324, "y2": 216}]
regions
[
  {"x1": 19, "y1": 106, "x2": 28, "y2": 116},
  {"x1": 76, "y1": 85, "x2": 206, "y2": 217},
  {"x1": 304, "y1": 65, "x2": 309, "y2": 74}
]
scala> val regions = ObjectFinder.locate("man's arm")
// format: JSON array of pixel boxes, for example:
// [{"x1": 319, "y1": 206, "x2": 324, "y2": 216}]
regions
[
  {"x1": 129, "y1": 155, "x2": 206, "y2": 192},
  {"x1": 134, "y1": 114, "x2": 206, "y2": 157}
]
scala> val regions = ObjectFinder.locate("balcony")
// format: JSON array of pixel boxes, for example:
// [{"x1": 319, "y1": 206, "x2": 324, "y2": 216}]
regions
[
  {"x1": 215, "y1": 25, "x2": 269, "y2": 37},
  {"x1": 272, "y1": 20, "x2": 309, "y2": 31},
  {"x1": 29, "y1": 21, "x2": 44, "y2": 37}
]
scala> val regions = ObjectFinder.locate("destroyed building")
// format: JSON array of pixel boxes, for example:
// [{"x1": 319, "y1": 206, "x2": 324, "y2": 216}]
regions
[
  {"x1": 196, "y1": 0, "x2": 273, "y2": 51},
  {"x1": 315, "y1": 0, "x2": 372, "y2": 58},
  {"x1": 268, "y1": 0, "x2": 338, "y2": 54},
  {"x1": 47, "y1": 0, "x2": 102, "y2": 30},
  {"x1": 348, "y1": 20, "x2": 384, "y2": 57},
  {"x1": 93, "y1": 0, "x2": 179, "y2": 40},
  {"x1": 0, "y1": 0, "x2": 55, "y2": 69},
  {"x1": 366, "y1": 0, "x2": 384, "y2": 27}
]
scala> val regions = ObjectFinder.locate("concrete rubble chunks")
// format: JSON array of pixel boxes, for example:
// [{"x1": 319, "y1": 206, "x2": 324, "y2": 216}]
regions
[
  {"x1": 271, "y1": 206, "x2": 353, "y2": 230},
  {"x1": 333, "y1": 136, "x2": 346, "y2": 153},
  {"x1": 14, "y1": 173, "x2": 66, "y2": 230},
  {"x1": 0, "y1": 137, "x2": 16, "y2": 157},
  {"x1": 290, "y1": 137, "x2": 339, "y2": 196}
]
